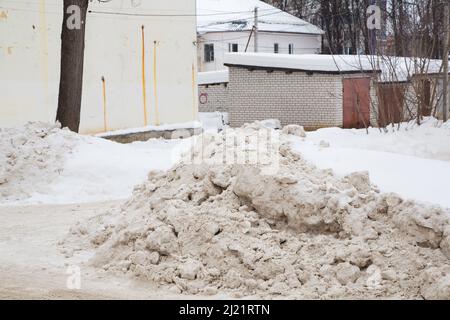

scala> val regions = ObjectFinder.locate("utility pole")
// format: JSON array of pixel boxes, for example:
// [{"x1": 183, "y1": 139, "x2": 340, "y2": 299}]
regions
[
  {"x1": 254, "y1": 7, "x2": 258, "y2": 53},
  {"x1": 56, "y1": 0, "x2": 89, "y2": 133},
  {"x1": 443, "y1": 1, "x2": 449, "y2": 122},
  {"x1": 369, "y1": 0, "x2": 377, "y2": 56}
]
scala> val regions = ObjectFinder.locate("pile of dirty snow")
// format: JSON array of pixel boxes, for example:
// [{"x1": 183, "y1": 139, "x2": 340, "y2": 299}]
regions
[
  {"x1": 0, "y1": 123, "x2": 79, "y2": 203},
  {"x1": 65, "y1": 124, "x2": 450, "y2": 299},
  {"x1": 0, "y1": 122, "x2": 194, "y2": 205}
]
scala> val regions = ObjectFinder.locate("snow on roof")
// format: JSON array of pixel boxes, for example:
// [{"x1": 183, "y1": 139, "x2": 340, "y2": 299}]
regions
[
  {"x1": 223, "y1": 53, "x2": 377, "y2": 74},
  {"x1": 371, "y1": 56, "x2": 445, "y2": 82},
  {"x1": 198, "y1": 70, "x2": 229, "y2": 85},
  {"x1": 223, "y1": 53, "x2": 447, "y2": 82},
  {"x1": 197, "y1": 0, "x2": 323, "y2": 35}
]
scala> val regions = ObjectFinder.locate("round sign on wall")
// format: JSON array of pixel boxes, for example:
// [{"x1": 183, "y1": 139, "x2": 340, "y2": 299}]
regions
[{"x1": 199, "y1": 93, "x2": 208, "y2": 105}]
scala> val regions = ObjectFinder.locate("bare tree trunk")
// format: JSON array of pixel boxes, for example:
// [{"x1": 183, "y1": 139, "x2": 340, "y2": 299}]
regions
[{"x1": 56, "y1": 0, "x2": 88, "y2": 133}]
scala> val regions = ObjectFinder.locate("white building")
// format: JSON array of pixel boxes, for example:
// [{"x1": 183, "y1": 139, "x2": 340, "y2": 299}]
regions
[
  {"x1": 0, "y1": 0, "x2": 198, "y2": 134},
  {"x1": 196, "y1": 0, "x2": 324, "y2": 72}
]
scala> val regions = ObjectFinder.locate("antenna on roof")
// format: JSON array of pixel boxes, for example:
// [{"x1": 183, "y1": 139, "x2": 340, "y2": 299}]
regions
[{"x1": 254, "y1": 7, "x2": 259, "y2": 53}]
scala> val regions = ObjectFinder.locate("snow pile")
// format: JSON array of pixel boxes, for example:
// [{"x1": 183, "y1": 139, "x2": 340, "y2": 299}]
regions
[
  {"x1": 67, "y1": 124, "x2": 450, "y2": 299},
  {"x1": 282, "y1": 124, "x2": 306, "y2": 138},
  {"x1": 260, "y1": 119, "x2": 282, "y2": 130},
  {"x1": 199, "y1": 112, "x2": 229, "y2": 133},
  {"x1": 289, "y1": 117, "x2": 450, "y2": 208},
  {"x1": 27, "y1": 136, "x2": 193, "y2": 204},
  {"x1": 0, "y1": 122, "x2": 194, "y2": 205},
  {"x1": 0, "y1": 123, "x2": 79, "y2": 203}
]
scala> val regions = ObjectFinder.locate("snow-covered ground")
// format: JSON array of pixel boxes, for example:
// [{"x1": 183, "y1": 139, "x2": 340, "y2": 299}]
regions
[
  {"x1": 2, "y1": 119, "x2": 450, "y2": 299},
  {"x1": 2, "y1": 117, "x2": 449, "y2": 210},
  {"x1": 1, "y1": 116, "x2": 226, "y2": 206},
  {"x1": 290, "y1": 118, "x2": 450, "y2": 209},
  {"x1": 22, "y1": 137, "x2": 195, "y2": 205}
]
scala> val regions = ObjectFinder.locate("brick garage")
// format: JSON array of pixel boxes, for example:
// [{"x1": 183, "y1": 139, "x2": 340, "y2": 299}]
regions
[
  {"x1": 197, "y1": 71, "x2": 229, "y2": 113},
  {"x1": 224, "y1": 53, "x2": 380, "y2": 130},
  {"x1": 198, "y1": 83, "x2": 228, "y2": 113}
]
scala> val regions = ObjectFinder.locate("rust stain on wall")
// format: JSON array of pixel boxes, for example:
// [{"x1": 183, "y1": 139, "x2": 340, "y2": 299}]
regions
[
  {"x1": 0, "y1": 11, "x2": 8, "y2": 21},
  {"x1": 141, "y1": 26, "x2": 148, "y2": 126}
]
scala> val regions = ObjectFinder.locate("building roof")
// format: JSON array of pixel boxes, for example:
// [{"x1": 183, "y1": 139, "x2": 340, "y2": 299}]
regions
[
  {"x1": 223, "y1": 53, "x2": 448, "y2": 82},
  {"x1": 198, "y1": 70, "x2": 229, "y2": 85},
  {"x1": 223, "y1": 53, "x2": 378, "y2": 74},
  {"x1": 197, "y1": 0, "x2": 324, "y2": 35}
]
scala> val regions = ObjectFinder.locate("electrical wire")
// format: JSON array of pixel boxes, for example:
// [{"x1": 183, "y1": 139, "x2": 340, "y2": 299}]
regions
[
  {"x1": 87, "y1": 8, "x2": 279, "y2": 17},
  {"x1": 0, "y1": 2, "x2": 278, "y2": 17}
]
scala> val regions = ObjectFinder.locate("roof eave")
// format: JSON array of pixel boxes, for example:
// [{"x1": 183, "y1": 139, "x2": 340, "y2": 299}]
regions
[
  {"x1": 197, "y1": 28, "x2": 324, "y2": 36},
  {"x1": 224, "y1": 63, "x2": 381, "y2": 75}
]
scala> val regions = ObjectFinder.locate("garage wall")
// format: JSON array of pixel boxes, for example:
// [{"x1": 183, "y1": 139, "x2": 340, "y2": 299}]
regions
[
  {"x1": 227, "y1": 67, "x2": 344, "y2": 129},
  {"x1": 198, "y1": 83, "x2": 228, "y2": 113}
]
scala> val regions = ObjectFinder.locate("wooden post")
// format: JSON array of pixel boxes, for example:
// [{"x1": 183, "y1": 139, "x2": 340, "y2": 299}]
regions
[{"x1": 369, "y1": 0, "x2": 377, "y2": 56}]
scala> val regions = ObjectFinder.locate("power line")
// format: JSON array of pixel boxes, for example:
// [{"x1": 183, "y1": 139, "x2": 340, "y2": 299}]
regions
[
  {"x1": 87, "y1": 8, "x2": 279, "y2": 18},
  {"x1": 0, "y1": 4, "x2": 278, "y2": 17},
  {"x1": 0, "y1": 2, "x2": 320, "y2": 29},
  {"x1": 0, "y1": 0, "x2": 278, "y2": 14}
]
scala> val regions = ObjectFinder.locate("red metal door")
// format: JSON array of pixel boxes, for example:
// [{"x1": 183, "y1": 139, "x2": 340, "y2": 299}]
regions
[
  {"x1": 343, "y1": 78, "x2": 371, "y2": 129},
  {"x1": 378, "y1": 83, "x2": 405, "y2": 127}
]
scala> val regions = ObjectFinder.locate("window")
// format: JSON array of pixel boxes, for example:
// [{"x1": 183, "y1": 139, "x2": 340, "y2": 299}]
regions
[
  {"x1": 274, "y1": 43, "x2": 279, "y2": 54},
  {"x1": 204, "y1": 44, "x2": 214, "y2": 62},
  {"x1": 229, "y1": 43, "x2": 239, "y2": 53},
  {"x1": 288, "y1": 44, "x2": 294, "y2": 54}
]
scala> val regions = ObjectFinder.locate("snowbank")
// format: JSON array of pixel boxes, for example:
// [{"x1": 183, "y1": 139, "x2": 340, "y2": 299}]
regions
[
  {"x1": 0, "y1": 123, "x2": 79, "y2": 203},
  {"x1": 0, "y1": 123, "x2": 194, "y2": 205},
  {"x1": 26, "y1": 137, "x2": 194, "y2": 204},
  {"x1": 65, "y1": 124, "x2": 450, "y2": 299},
  {"x1": 3, "y1": 117, "x2": 449, "y2": 211},
  {"x1": 199, "y1": 112, "x2": 229, "y2": 133},
  {"x1": 290, "y1": 118, "x2": 450, "y2": 208}
]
